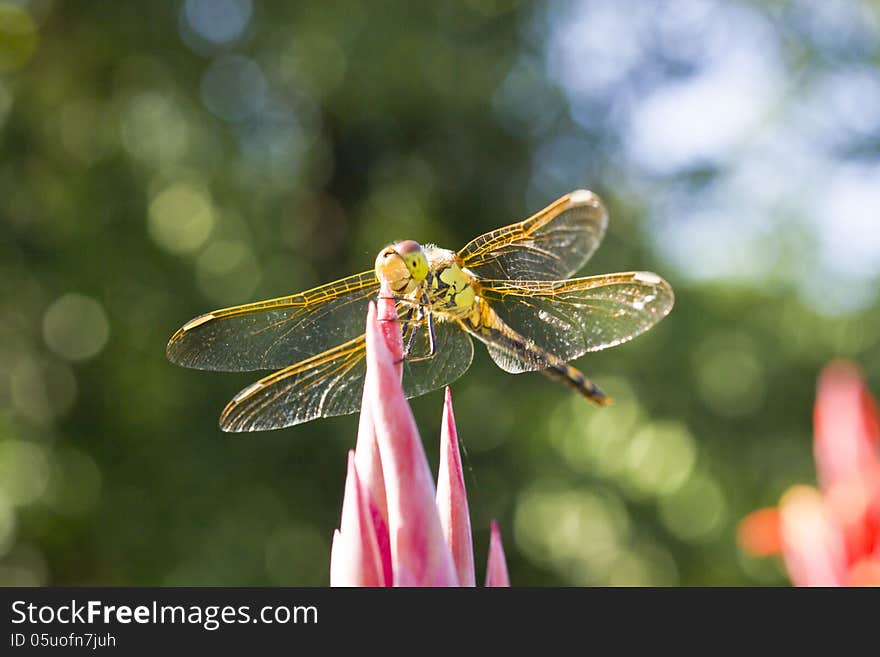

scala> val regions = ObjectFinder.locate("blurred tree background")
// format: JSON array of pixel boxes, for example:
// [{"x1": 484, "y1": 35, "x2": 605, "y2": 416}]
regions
[{"x1": 2, "y1": 0, "x2": 880, "y2": 586}]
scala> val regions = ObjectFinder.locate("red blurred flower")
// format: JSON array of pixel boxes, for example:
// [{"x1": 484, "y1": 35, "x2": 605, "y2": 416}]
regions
[
  {"x1": 330, "y1": 287, "x2": 510, "y2": 587},
  {"x1": 738, "y1": 361, "x2": 880, "y2": 586}
]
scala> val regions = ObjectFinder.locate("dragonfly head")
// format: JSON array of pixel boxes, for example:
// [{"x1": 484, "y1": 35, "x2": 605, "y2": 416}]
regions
[{"x1": 375, "y1": 240, "x2": 429, "y2": 294}]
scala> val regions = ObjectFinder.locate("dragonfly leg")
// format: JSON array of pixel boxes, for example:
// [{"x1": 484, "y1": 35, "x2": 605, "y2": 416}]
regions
[
  {"x1": 400, "y1": 308, "x2": 421, "y2": 359},
  {"x1": 378, "y1": 317, "x2": 419, "y2": 325},
  {"x1": 396, "y1": 306, "x2": 416, "y2": 337},
  {"x1": 401, "y1": 301, "x2": 437, "y2": 363},
  {"x1": 377, "y1": 296, "x2": 429, "y2": 325},
  {"x1": 376, "y1": 294, "x2": 407, "y2": 324},
  {"x1": 395, "y1": 306, "x2": 426, "y2": 364},
  {"x1": 377, "y1": 294, "x2": 430, "y2": 305}
]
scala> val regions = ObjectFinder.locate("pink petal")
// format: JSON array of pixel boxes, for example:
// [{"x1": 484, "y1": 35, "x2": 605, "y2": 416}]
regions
[
  {"x1": 330, "y1": 452, "x2": 385, "y2": 587},
  {"x1": 355, "y1": 377, "x2": 393, "y2": 586},
  {"x1": 436, "y1": 387, "x2": 476, "y2": 586},
  {"x1": 824, "y1": 466, "x2": 880, "y2": 563},
  {"x1": 847, "y1": 558, "x2": 880, "y2": 586},
  {"x1": 814, "y1": 361, "x2": 880, "y2": 490},
  {"x1": 485, "y1": 520, "x2": 510, "y2": 587},
  {"x1": 779, "y1": 486, "x2": 847, "y2": 586},
  {"x1": 376, "y1": 282, "x2": 404, "y2": 375},
  {"x1": 737, "y1": 507, "x2": 782, "y2": 557},
  {"x1": 329, "y1": 529, "x2": 343, "y2": 582},
  {"x1": 364, "y1": 298, "x2": 458, "y2": 586}
]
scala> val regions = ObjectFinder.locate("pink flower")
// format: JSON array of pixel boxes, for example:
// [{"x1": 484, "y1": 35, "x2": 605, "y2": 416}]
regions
[
  {"x1": 330, "y1": 285, "x2": 510, "y2": 587},
  {"x1": 738, "y1": 360, "x2": 880, "y2": 586}
]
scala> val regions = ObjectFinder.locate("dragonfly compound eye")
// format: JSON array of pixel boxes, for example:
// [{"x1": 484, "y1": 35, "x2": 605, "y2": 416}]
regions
[
  {"x1": 375, "y1": 244, "x2": 419, "y2": 293},
  {"x1": 396, "y1": 241, "x2": 429, "y2": 283}
]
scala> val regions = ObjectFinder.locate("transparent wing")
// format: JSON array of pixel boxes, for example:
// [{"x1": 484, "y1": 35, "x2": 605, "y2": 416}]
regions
[
  {"x1": 166, "y1": 271, "x2": 379, "y2": 372},
  {"x1": 219, "y1": 319, "x2": 474, "y2": 432},
  {"x1": 478, "y1": 271, "x2": 674, "y2": 372},
  {"x1": 402, "y1": 318, "x2": 474, "y2": 398},
  {"x1": 483, "y1": 337, "x2": 552, "y2": 374},
  {"x1": 457, "y1": 190, "x2": 608, "y2": 281},
  {"x1": 220, "y1": 335, "x2": 367, "y2": 432}
]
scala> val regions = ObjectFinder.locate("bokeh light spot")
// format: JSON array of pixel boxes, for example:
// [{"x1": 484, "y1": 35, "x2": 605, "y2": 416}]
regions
[
  {"x1": 42, "y1": 294, "x2": 110, "y2": 362},
  {"x1": 0, "y1": 440, "x2": 50, "y2": 506},
  {"x1": 515, "y1": 481, "x2": 631, "y2": 583},
  {"x1": 658, "y1": 471, "x2": 727, "y2": 542},
  {"x1": 148, "y1": 182, "x2": 216, "y2": 255},
  {"x1": 184, "y1": 0, "x2": 252, "y2": 45},
  {"x1": 121, "y1": 92, "x2": 190, "y2": 167},
  {"x1": 0, "y1": 494, "x2": 15, "y2": 557},
  {"x1": 9, "y1": 358, "x2": 77, "y2": 424},
  {"x1": 196, "y1": 240, "x2": 261, "y2": 304},
  {"x1": 621, "y1": 421, "x2": 697, "y2": 497},
  {"x1": 694, "y1": 332, "x2": 765, "y2": 417},
  {"x1": 548, "y1": 387, "x2": 642, "y2": 477},
  {"x1": 0, "y1": 545, "x2": 48, "y2": 586},
  {"x1": 608, "y1": 542, "x2": 679, "y2": 586},
  {"x1": 0, "y1": 4, "x2": 38, "y2": 73},
  {"x1": 45, "y1": 447, "x2": 102, "y2": 516},
  {"x1": 200, "y1": 55, "x2": 267, "y2": 122}
]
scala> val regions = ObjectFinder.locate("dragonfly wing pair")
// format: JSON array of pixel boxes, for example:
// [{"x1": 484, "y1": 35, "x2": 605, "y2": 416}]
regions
[
  {"x1": 166, "y1": 190, "x2": 673, "y2": 431},
  {"x1": 216, "y1": 322, "x2": 473, "y2": 432},
  {"x1": 166, "y1": 276, "x2": 474, "y2": 431}
]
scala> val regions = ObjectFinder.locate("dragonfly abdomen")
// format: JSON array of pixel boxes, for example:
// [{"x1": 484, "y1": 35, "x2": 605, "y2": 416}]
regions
[
  {"x1": 541, "y1": 362, "x2": 611, "y2": 407},
  {"x1": 464, "y1": 301, "x2": 610, "y2": 406}
]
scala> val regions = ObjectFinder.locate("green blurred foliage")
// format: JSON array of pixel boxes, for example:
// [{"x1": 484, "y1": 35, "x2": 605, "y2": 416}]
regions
[{"x1": 1, "y1": 0, "x2": 879, "y2": 586}]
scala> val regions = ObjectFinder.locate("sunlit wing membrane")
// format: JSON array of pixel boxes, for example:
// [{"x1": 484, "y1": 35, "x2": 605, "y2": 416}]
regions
[
  {"x1": 166, "y1": 271, "x2": 379, "y2": 372},
  {"x1": 481, "y1": 336, "x2": 555, "y2": 374},
  {"x1": 220, "y1": 335, "x2": 368, "y2": 431},
  {"x1": 478, "y1": 271, "x2": 674, "y2": 372},
  {"x1": 402, "y1": 318, "x2": 474, "y2": 399},
  {"x1": 220, "y1": 318, "x2": 474, "y2": 432},
  {"x1": 457, "y1": 190, "x2": 608, "y2": 281}
]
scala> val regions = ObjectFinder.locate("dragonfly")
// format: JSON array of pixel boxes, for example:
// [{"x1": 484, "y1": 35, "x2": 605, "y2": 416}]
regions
[{"x1": 166, "y1": 190, "x2": 674, "y2": 432}]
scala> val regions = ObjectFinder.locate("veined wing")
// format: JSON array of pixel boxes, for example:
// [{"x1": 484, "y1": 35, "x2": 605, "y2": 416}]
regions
[
  {"x1": 457, "y1": 190, "x2": 608, "y2": 281},
  {"x1": 478, "y1": 271, "x2": 674, "y2": 372},
  {"x1": 219, "y1": 334, "x2": 366, "y2": 431},
  {"x1": 220, "y1": 319, "x2": 474, "y2": 432},
  {"x1": 166, "y1": 271, "x2": 379, "y2": 372}
]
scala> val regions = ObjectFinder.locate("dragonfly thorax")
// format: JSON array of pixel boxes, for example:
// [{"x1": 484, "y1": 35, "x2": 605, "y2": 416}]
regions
[{"x1": 427, "y1": 260, "x2": 477, "y2": 313}]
